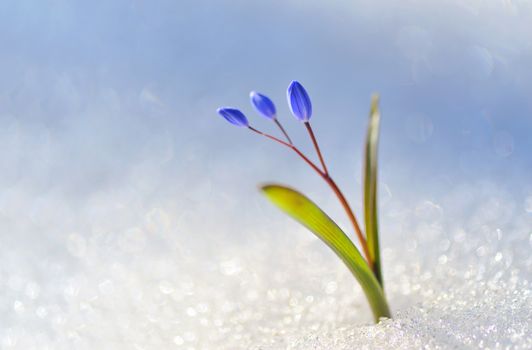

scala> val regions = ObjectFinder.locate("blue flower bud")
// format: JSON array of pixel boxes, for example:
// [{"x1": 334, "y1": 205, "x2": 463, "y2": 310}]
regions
[
  {"x1": 287, "y1": 81, "x2": 312, "y2": 122},
  {"x1": 217, "y1": 107, "x2": 249, "y2": 127},
  {"x1": 250, "y1": 91, "x2": 277, "y2": 120}
]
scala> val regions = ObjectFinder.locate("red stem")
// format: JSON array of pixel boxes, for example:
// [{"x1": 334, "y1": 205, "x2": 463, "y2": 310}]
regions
[
  {"x1": 322, "y1": 175, "x2": 371, "y2": 265},
  {"x1": 274, "y1": 119, "x2": 293, "y2": 145},
  {"x1": 248, "y1": 126, "x2": 322, "y2": 174},
  {"x1": 248, "y1": 126, "x2": 372, "y2": 266},
  {"x1": 305, "y1": 122, "x2": 328, "y2": 174}
]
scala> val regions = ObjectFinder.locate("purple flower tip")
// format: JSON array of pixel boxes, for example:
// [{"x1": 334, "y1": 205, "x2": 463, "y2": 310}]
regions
[
  {"x1": 250, "y1": 91, "x2": 276, "y2": 120},
  {"x1": 217, "y1": 107, "x2": 249, "y2": 127},
  {"x1": 287, "y1": 81, "x2": 312, "y2": 122}
]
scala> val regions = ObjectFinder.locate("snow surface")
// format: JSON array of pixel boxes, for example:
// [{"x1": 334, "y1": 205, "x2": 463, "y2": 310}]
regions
[{"x1": 1, "y1": 171, "x2": 530, "y2": 349}]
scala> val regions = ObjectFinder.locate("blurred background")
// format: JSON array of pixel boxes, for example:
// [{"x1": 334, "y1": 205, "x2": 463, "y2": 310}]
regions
[{"x1": 0, "y1": 1, "x2": 531, "y2": 348}]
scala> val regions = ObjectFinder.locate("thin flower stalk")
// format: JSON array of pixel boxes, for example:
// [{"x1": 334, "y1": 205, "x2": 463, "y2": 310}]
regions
[{"x1": 248, "y1": 125, "x2": 372, "y2": 264}]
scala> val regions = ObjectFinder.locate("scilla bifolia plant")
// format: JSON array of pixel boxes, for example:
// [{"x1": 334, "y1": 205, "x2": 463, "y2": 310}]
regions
[{"x1": 217, "y1": 81, "x2": 391, "y2": 322}]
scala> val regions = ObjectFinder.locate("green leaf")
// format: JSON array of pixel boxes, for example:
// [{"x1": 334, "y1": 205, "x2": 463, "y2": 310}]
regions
[
  {"x1": 364, "y1": 95, "x2": 383, "y2": 286},
  {"x1": 261, "y1": 184, "x2": 391, "y2": 322}
]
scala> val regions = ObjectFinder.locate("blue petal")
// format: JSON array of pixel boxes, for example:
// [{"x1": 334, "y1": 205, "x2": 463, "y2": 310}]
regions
[
  {"x1": 217, "y1": 107, "x2": 249, "y2": 127},
  {"x1": 250, "y1": 91, "x2": 277, "y2": 119},
  {"x1": 287, "y1": 81, "x2": 312, "y2": 122}
]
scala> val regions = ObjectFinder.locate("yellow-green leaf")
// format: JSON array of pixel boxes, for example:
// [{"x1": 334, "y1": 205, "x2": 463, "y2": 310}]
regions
[
  {"x1": 364, "y1": 94, "x2": 383, "y2": 286},
  {"x1": 261, "y1": 184, "x2": 391, "y2": 322}
]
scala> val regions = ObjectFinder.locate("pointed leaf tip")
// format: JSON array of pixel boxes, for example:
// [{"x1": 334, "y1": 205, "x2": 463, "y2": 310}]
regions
[{"x1": 370, "y1": 94, "x2": 380, "y2": 115}]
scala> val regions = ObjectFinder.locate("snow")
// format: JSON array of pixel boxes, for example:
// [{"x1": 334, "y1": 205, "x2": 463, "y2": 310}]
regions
[{"x1": 1, "y1": 173, "x2": 530, "y2": 349}]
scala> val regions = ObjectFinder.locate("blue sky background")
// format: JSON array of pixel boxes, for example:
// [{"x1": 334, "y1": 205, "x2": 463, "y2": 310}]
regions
[{"x1": 0, "y1": 1, "x2": 531, "y2": 244}]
